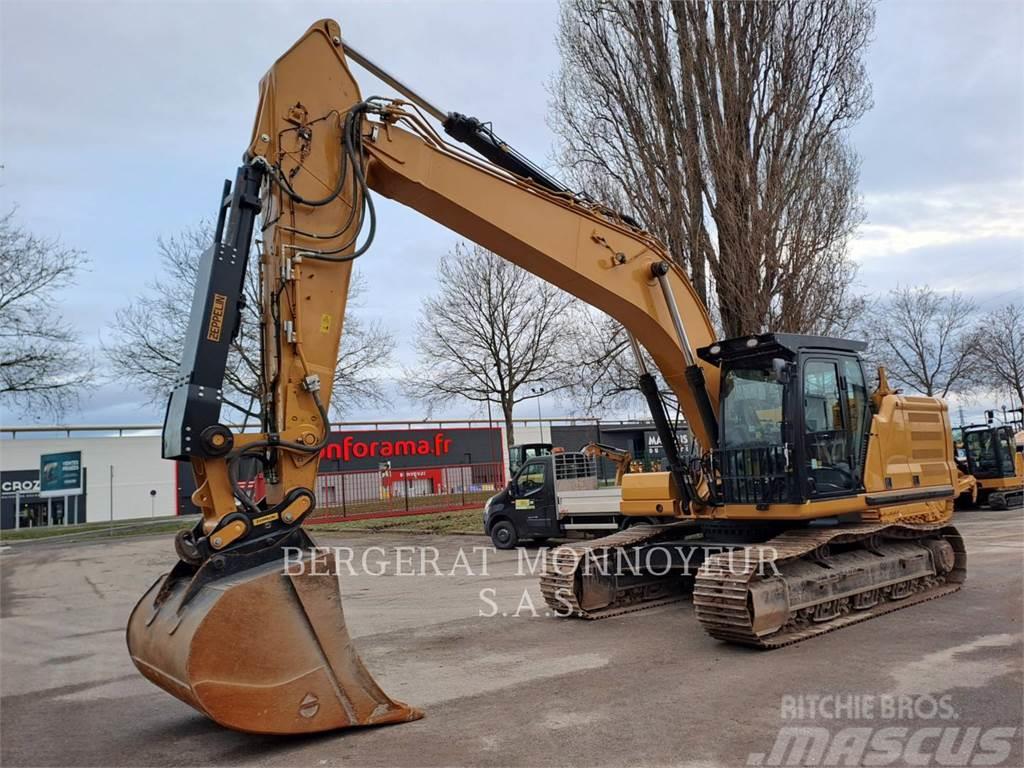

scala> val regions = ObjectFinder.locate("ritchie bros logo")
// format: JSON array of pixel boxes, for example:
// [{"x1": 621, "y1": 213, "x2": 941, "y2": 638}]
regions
[{"x1": 320, "y1": 432, "x2": 454, "y2": 463}]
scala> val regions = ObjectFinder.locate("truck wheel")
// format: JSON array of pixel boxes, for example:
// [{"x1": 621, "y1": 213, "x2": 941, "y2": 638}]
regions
[{"x1": 490, "y1": 520, "x2": 518, "y2": 549}]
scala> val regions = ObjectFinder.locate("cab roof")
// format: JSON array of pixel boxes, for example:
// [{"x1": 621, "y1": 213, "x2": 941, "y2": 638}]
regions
[{"x1": 696, "y1": 333, "x2": 867, "y2": 366}]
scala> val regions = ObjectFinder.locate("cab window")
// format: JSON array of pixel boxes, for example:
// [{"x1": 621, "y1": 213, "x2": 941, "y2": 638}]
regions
[
  {"x1": 803, "y1": 359, "x2": 854, "y2": 494},
  {"x1": 720, "y1": 367, "x2": 785, "y2": 449},
  {"x1": 804, "y1": 361, "x2": 843, "y2": 433},
  {"x1": 842, "y1": 358, "x2": 869, "y2": 479},
  {"x1": 516, "y1": 461, "x2": 548, "y2": 494},
  {"x1": 996, "y1": 429, "x2": 1015, "y2": 475},
  {"x1": 965, "y1": 430, "x2": 996, "y2": 474}
]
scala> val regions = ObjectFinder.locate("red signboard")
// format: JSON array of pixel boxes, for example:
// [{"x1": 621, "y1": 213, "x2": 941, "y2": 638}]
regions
[
  {"x1": 317, "y1": 427, "x2": 502, "y2": 472},
  {"x1": 320, "y1": 433, "x2": 454, "y2": 463}
]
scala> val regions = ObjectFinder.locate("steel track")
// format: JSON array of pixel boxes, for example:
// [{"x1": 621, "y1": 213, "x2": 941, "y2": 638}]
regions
[
  {"x1": 692, "y1": 523, "x2": 967, "y2": 648},
  {"x1": 539, "y1": 524, "x2": 692, "y2": 620}
]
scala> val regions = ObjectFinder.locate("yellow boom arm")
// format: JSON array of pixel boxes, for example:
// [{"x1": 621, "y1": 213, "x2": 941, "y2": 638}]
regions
[{"x1": 215, "y1": 19, "x2": 718, "y2": 538}]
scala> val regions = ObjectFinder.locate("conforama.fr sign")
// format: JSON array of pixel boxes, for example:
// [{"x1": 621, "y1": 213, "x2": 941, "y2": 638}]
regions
[{"x1": 318, "y1": 428, "x2": 503, "y2": 472}]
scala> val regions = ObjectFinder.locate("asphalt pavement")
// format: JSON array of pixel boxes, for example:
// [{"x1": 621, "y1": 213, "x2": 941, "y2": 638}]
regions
[{"x1": 1, "y1": 510, "x2": 1021, "y2": 767}]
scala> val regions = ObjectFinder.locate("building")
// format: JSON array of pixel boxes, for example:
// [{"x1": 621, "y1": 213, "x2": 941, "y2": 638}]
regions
[
  {"x1": 1, "y1": 418, "x2": 678, "y2": 529},
  {"x1": 550, "y1": 422, "x2": 690, "y2": 469},
  {"x1": 175, "y1": 425, "x2": 508, "y2": 520},
  {"x1": 1, "y1": 435, "x2": 171, "y2": 529},
  {"x1": 513, "y1": 421, "x2": 691, "y2": 477},
  {"x1": 1, "y1": 424, "x2": 509, "y2": 529}
]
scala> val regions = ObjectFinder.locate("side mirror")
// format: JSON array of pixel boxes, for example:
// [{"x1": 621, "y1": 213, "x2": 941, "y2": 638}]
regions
[
  {"x1": 508, "y1": 481, "x2": 519, "y2": 497},
  {"x1": 772, "y1": 357, "x2": 791, "y2": 384}
]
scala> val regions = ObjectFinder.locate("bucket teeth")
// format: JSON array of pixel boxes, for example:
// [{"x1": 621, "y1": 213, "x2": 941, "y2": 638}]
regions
[{"x1": 127, "y1": 545, "x2": 422, "y2": 735}]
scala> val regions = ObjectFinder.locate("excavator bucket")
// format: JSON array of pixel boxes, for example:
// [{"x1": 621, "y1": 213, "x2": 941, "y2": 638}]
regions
[{"x1": 127, "y1": 533, "x2": 422, "y2": 734}]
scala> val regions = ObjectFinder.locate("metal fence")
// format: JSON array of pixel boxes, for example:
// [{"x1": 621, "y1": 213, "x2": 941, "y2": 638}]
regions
[
  {"x1": 308, "y1": 461, "x2": 506, "y2": 523},
  {"x1": 0, "y1": 417, "x2": 625, "y2": 440}
]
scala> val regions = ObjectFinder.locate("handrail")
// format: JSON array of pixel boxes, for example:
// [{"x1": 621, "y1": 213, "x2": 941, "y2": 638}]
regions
[{"x1": 0, "y1": 416, "x2": 672, "y2": 438}]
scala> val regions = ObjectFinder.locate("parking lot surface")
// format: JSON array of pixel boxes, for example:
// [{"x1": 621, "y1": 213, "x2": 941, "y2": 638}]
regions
[{"x1": 2, "y1": 510, "x2": 1021, "y2": 767}]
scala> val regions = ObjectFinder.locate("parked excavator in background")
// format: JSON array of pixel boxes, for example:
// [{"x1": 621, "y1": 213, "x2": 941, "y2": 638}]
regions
[
  {"x1": 959, "y1": 408, "x2": 1024, "y2": 509},
  {"x1": 128, "y1": 19, "x2": 967, "y2": 737},
  {"x1": 580, "y1": 442, "x2": 633, "y2": 486}
]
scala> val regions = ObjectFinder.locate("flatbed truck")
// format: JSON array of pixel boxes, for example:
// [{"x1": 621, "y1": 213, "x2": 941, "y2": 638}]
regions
[{"x1": 483, "y1": 451, "x2": 653, "y2": 548}]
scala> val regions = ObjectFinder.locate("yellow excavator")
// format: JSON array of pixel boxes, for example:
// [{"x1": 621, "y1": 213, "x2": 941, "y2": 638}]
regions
[
  {"x1": 580, "y1": 442, "x2": 633, "y2": 486},
  {"x1": 960, "y1": 410, "x2": 1024, "y2": 509},
  {"x1": 128, "y1": 19, "x2": 966, "y2": 735}
]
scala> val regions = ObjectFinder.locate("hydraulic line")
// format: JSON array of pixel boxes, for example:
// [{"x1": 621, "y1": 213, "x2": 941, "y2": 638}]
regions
[
  {"x1": 626, "y1": 330, "x2": 693, "y2": 503},
  {"x1": 652, "y1": 262, "x2": 718, "y2": 449}
]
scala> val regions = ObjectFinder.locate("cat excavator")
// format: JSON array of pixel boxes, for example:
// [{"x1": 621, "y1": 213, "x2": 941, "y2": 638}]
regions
[
  {"x1": 580, "y1": 442, "x2": 634, "y2": 486},
  {"x1": 960, "y1": 409, "x2": 1024, "y2": 509},
  {"x1": 127, "y1": 19, "x2": 966, "y2": 736}
]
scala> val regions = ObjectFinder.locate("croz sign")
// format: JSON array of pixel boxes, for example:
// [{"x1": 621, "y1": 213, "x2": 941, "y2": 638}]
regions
[
  {"x1": 0, "y1": 472, "x2": 40, "y2": 496},
  {"x1": 318, "y1": 428, "x2": 503, "y2": 471}
]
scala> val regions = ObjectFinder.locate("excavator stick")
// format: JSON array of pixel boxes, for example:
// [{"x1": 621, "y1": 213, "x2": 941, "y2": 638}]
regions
[
  {"x1": 127, "y1": 20, "x2": 422, "y2": 734},
  {"x1": 128, "y1": 529, "x2": 421, "y2": 734}
]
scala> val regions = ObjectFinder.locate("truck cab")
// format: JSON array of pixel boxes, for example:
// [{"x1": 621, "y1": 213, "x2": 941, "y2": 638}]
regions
[{"x1": 483, "y1": 452, "x2": 624, "y2": 548}]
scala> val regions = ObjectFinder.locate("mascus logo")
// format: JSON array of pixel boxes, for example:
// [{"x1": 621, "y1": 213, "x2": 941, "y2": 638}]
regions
[{"x1": 207, "y1": 293, "x2": 227, "y2": 342}]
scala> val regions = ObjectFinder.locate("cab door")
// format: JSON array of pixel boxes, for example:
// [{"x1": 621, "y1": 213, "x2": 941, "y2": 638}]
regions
[
  {"x1": 994, "y1": 427, "x2": 1017, "y2": 478},
  {"x1": 799, "y1": 355, "x2": 867, "y2": 498},
  {"x1": 511, "y1": 459, "x2": 558, "y2": 537}
]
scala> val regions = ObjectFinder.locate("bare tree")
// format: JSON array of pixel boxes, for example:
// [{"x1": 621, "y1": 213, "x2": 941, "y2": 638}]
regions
[
  {"x1": 864, "y1": 286, "x2": 978, "y2": 398},
  {"x1": 554, "y1": 309, "x2": 685, "y2": 419},
  {"x1": 104, "y1": 223, "x2": 394, "y2": 418},
  {"x1": 973, "y1": 303, "x2": 1024, "y2": 410},
  {"x1": 402, "y1": 243, "x2": 578, "y2": 445},
  {"x1": 559, "y1": 310, "x2": 640, "y2": 414},
  {"x1": 550, "y1": 0, "x2": 873, "y2": 338},
  {"x1": 0, "y1": 210, "x2": 94, "y2": 416}
]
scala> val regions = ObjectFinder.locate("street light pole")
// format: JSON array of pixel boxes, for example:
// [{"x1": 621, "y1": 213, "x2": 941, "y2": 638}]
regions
[{"x1": 531, "y1": 387, "x2": 545, "y2": 442}]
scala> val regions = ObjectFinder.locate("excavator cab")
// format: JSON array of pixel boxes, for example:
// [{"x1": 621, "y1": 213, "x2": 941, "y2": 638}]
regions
[
  {"x1": 963, "y1": 425, "x2": 1017, "y2": 479},
  {"x1": 699, "y1": 333, "x2": 870, "y2": 507},
  {"x1": 961, "y1": 423, "x2": 1023, "y2": 508}
]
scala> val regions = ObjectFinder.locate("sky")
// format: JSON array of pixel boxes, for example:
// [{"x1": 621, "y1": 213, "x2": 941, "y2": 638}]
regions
[{"x1": 1, "y1": 0, "x2": 1022, "y2": 429}]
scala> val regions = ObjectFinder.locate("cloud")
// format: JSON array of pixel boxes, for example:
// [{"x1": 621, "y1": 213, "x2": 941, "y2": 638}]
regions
[
  {"x1": 845, "y1": 0, "x2": 1024, "y2": 315},
  {"x1": 856, "y1": 182, "x2": 1024, "y2": 249},
  {"x1": 1, "y1": 1, "x2": 562, "y2": 427},
  {"x1": 850, "y1": 181, "x2": 1024, "y2": 303},
  {"x1": 851, "y1": 1, "x2": 1024, "y2": 192}
]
